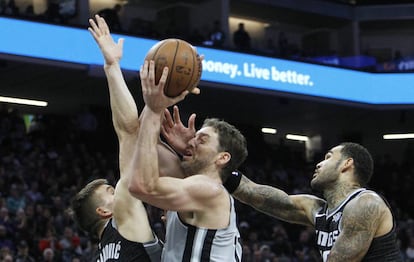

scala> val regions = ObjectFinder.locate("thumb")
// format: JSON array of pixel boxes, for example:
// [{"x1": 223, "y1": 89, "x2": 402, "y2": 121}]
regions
[
  {"x1": 173, "y1": 90, "x2": 189, "y2": 104},
  {"x1": 118, "y1": 38, "x2": 124, "y2": 48},
  {"x1": 190, "y1": 87, "x2": 200, "y2": 95}
]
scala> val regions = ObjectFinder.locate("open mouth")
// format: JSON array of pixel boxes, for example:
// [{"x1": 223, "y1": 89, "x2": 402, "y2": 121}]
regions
[{"x1": 182, "y1": 149, "x2": 193, "y2": 161}]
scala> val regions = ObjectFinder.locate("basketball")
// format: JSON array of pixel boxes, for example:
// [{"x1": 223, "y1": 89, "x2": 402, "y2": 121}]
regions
[{"x1": 144, "y1": 38, "x2": 202, "y2": 97}]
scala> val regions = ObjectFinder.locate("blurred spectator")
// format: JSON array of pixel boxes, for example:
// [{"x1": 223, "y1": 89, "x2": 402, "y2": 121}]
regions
[
  {"x1": 98, "y1": 4, "x2": 123, "y2": 32},
  {"x1": 41, "y1": 248, "x2": 56, "y2": 262},
  {"x1": 2, "y1": 0, "x2": 19, "y2": 16},
  {"x1": 26, "y1": 181, "x2": 44, "y2": 203},
  {"x1": 271, "y1": 224, "x2": 292, "y2": 258},
  {"x1": 207, "y1": 20, "x2": 226, "y2": 48},
  {"x1": 15, "y1": 240, "x2": 35, "y2": 262},
  {"x1": 406, "y1": 235, "x2": 414, "y2": 261},
  {"x1": 0, "y1": 207, "x2": 13, "y2": 233},
  {"x1": 12, "y1": 208, "x2": 27, "y2": 239},
  {"x1": 6, "y1": 184, "x2": 26, "y2": 215},
  {"x1": 0, "y1": 225, "x2": 14, "y2": 253},
  {"x1": 1, "y1": 252, "x2": 13, "y2": 262},
  {"x1": 233, "y1": 22, "x2": 251, "y2": 51},
  {"x1": 23, "y1": 5, "x2": 36, "y2": 19},
  {"x1": 255, "y1": 244, "x2": 275, "y2": 262},
  {"x1": 241, "y1": 243, "x2": 253, "y2": 262},
  {"x1": 38, "y1": 227, "x2": 61, "y2": 255},
  {"x1": 45, "y1": 0, "x2": 63, "y2": 23},
  {"x1": 188, "y1": 28, "x2": 206, "y2": 46},
  {"x1": 263, "y1": 38, "x2": 277, "y2": 56},
  {"x1": 58, "y1": 226, "x2": 81, "y2": 262}
]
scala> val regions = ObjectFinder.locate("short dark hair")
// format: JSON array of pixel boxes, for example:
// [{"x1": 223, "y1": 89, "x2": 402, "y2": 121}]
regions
[
  {"x1": 340, "y1": 142, "x2": 373, "y2": 186},
  {"x1": 70, "y1": 179, "x2": 108, "y2": 242},
  {"x1": 202, "y1": 118, "x2": 248, "y2": 181}
]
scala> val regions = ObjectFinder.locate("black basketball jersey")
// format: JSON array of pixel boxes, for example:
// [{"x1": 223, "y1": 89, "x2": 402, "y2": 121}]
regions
[
  {"x1": 94, "y1": 218, "x2": 163, "y2": 262},
  {"x1": 314, "y1": 188, "x2": 402, "y2": 262}
]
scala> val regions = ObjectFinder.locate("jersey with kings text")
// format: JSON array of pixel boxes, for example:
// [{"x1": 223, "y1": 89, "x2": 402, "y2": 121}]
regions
[{"x1": 314, "y1": 188, "x2": 402, "y2": 261}]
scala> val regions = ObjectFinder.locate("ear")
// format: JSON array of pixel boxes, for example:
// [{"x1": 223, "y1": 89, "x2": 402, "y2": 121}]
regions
[
  {"x1": 96, "y1": 206, "x2": 112, "y2": 219},
  {"x1": 216, "y1": 152, "x2": 231, "y2": 167},
  {"x1": 340, "y1": 158, "x2": 354, "y2": 173}
]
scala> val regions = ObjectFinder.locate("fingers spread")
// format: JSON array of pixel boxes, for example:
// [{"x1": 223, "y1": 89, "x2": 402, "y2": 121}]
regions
[{"x1": 173, "y1": 106, "x2": 182, "y2": 124}]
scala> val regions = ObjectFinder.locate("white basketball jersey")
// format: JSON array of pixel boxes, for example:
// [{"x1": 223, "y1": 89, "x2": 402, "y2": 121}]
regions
[{"x1": 162, "y1": 196, "x2": 242, "y2": 262}]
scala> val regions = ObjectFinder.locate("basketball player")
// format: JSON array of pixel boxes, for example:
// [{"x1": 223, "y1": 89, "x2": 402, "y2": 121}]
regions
[
  {"x1": 71, "y1": 15, "x2": 193, "y2": 261},
  {"x1": 223, "y1": 142, "x2": 402, "y2": 261},
  {"x1": 127, "y1": 60, "x2": 248, "y2": 261}
]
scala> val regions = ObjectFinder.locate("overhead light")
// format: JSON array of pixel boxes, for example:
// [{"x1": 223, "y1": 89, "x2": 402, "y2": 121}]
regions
[
  {"x1": 286, "y1": 134, "x2": 309, "y2": 142},
  {"x1": 261, "y1": 127, "x2": 277, "y2": 134},
  {"x1": 0, "y1": 96, "x2": 48, "y2": 107},
  {"x1": 383, "y1": 133, "x2": 414, "y2": 140}
]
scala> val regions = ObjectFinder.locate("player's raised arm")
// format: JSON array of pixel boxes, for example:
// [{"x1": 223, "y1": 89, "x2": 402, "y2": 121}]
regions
[
  {"x1": 88, "y1": 15, "x2": 138, "y2": 139},
  {"x1": 128, "y1": 61, "x2": 189, "y2": 202}
]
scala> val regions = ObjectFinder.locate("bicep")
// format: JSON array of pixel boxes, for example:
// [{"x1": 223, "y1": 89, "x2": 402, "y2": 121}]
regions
[
  {"x1": 113, "y1": 181, "x2": 154, "y2": 242},
  {"x1": 137, "y1": 175, "x2": 221, "y2": 212},
  {"x1": 328, "y1": 195, "x2": 384, "y2": 261}
]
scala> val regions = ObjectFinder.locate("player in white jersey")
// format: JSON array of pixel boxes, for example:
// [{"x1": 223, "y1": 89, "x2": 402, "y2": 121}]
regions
[{"x1": 128, "y1": 62, "x2": 247, "y2": 261}]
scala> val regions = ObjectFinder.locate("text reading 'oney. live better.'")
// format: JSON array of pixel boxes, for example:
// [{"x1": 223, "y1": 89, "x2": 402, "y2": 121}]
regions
[{"x1": 202, "y1": 60, "x2": 313, "y2": 86}]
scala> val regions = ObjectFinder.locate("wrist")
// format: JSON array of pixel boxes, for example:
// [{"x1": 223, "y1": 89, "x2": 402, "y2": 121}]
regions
[
  {"x1": 223, "y1": 170, "x2": 243, "y2": 194},
  {"x1": 103, "y1": 61, "x2": 121, "y2": 70}
]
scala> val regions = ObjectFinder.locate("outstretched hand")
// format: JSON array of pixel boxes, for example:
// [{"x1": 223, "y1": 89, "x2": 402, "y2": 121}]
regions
[
  {"x1": 88, "y1": 14, "x2": 123, "y2": 66},
  {"x1": 161, "y1": 105, "x2": 196, "y2": 155},
  {"x1": 140, "y1": 60, "x2": 188, "y2": 114}
]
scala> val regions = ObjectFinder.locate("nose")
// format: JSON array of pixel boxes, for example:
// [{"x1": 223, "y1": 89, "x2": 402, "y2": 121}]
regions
[
  {"x1": 188, "y1": 137, "x2": 196, "y2": 148},
  {"x1": 316, "y1": 162, "x2": 322, "y2": 169}
]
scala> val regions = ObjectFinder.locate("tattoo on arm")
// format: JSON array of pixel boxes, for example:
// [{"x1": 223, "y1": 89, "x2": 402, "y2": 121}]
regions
[
  {"x1": 328, "y1": 195, "x2": 383, "y2": 261},
  {"x1": 233, "y1": 175, "x2": 311, "y2": 225}
]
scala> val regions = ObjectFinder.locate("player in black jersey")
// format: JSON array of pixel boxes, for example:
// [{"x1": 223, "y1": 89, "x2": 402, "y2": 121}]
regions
[
  {"x1": 70, "y1": 15, "x2": 197, "y2": 261},
  {"x1": 225, "y1": 142, "x2": 402, "y2": 262}
]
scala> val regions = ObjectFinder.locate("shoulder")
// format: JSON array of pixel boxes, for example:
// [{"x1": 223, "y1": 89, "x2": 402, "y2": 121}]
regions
[
  {"x1": 184, "y1": 174, "x2": 225, "y2": 198},
  {"x1": 342, "y1": 190, "x2": 388, "y2": 224},
  {"x1": 347, "y1": 190, "x2": 388, "y2": 211},
  {"x1": 185, "y1": 174, "x2": 223, "y2": 190}
]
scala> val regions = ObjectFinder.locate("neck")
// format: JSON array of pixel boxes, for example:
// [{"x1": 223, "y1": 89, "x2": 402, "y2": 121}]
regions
[{"x1": 323, "y1": 183, "x2": 361, "y2": 209}]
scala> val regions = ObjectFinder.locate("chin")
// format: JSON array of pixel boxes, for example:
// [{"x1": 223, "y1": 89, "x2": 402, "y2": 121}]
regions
[{"x1": 310, "y1": 179, "x2": 320, "y2": 191}]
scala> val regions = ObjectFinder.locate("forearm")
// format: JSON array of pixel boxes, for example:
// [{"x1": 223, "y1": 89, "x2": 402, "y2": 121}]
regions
[
  {"x1": 233, "y1": 176, "x2": 290, "y2": 217},
  {"x1": 233, "y1": 175, "x2": 311, "y2": 225},
  {"x1": 104, "y1": 63, "x2": 139, "y2": 135},
  {"x1": 129, "y1": 106, "x2": 162, "y2": 194}
]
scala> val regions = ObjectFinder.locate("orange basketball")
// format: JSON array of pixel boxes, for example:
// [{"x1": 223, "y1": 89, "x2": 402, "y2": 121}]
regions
[{"x1": 144, "y1": 38, "x2": 202, "y2": 97}]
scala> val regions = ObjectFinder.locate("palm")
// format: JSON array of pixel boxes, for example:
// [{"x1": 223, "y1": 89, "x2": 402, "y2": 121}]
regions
[
  {"x1": 88, "y1": 15, "x2": 123, "y2": 65},
  {"x1": 100, "y1": 36, "x2": 122, "y2": 65}
]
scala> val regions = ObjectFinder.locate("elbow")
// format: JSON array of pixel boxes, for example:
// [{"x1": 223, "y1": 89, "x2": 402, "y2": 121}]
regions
[{"x1": 128, "y1": 179, "x2": 155, "y2": 197}]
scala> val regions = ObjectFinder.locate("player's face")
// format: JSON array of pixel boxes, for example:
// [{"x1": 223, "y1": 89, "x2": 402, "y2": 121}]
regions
[
  {"x1": 95, "y1": 184, "x2": 115, "y2": 213},
  {"x1": 181, "y1": 126, "x2": 220, "y2": 176},
  {"x1": 311, "y1": 145, "x2": 344, "y2": 191}
]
